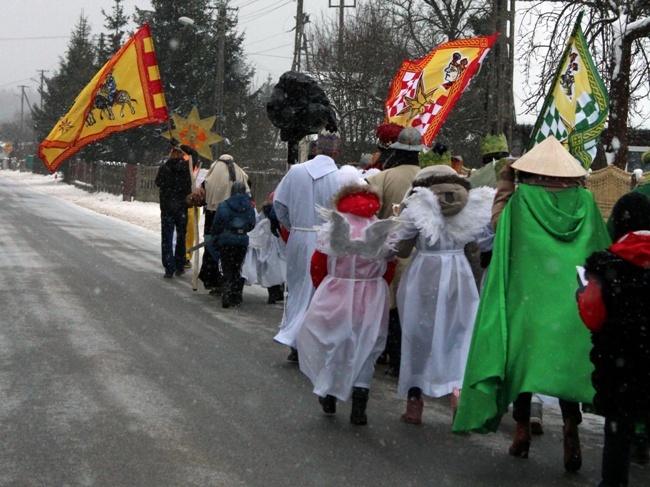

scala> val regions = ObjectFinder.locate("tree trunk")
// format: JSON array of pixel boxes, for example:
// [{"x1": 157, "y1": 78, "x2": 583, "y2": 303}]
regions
[{"x1": 604, "y1": 37, "x2": 632, "y2": 169}]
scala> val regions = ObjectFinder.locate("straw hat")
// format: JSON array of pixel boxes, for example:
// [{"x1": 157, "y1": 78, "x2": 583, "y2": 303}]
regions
[{"x1": 512, "y1": 136, "x2": 587, "y2": 178}]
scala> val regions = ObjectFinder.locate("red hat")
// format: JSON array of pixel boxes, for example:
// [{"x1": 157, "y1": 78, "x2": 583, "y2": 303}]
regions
[{"x1": 376, "y1": 122, "x2": 404, "y2": 149}]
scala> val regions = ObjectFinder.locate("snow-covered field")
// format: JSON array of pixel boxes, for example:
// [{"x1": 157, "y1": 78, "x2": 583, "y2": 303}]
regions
[{"x1": 0, "y1": 169, "x2": 162, "y2": 233}]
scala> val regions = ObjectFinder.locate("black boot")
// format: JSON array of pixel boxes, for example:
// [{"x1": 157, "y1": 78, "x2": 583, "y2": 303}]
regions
[
  {"x1": 319, "y1": 395, "x2": 337, "y2": 415},
  {"x1": 350, "y1": 387, "x2": 369, "y2": 425},
  {"x1": 267, "y1": 284, "x2": 284, "y2": 304}
]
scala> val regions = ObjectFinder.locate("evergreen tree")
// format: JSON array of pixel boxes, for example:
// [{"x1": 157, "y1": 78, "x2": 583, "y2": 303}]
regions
[
  {"x1": 32, "y1": 14, "x2": 100, "y2": 172},
  {"x1": 102, "y1": 0, "x2": 129, "y2": 56}
]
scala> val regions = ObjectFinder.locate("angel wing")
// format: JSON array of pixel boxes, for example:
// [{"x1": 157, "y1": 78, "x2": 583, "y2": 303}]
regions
[{"x1": 329, "y1": 212, "x2": 399, "y2": 258}]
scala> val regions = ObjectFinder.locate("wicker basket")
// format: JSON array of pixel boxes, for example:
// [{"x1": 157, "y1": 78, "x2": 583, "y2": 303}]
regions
[{"x1": 586, "y1": 165, "x2": 637, "y2": 220}]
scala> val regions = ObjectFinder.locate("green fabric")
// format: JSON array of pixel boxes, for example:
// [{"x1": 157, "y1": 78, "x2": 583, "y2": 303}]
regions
[
  {"x1": 467, "y1": 163, "x2": 498, "y2": 189},
  {"x1": 453, "y1": 184, "x2": 611, "y2": 434}
]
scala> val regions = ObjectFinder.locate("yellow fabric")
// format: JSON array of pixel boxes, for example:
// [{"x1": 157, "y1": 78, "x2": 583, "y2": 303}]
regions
[{"x1": 38, "y1": 24, "x2": 167, "y2": 172}]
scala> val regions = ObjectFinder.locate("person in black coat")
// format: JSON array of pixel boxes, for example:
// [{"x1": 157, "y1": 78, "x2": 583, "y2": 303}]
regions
[
  {"x1": 154, "y1": 147, "x2": 193, "y2": 278},
  {"x1": 211, "y1": 180, "x2": 256, "y2": 308},
  {"x1": 577, "y1": 191, "x2": 650, "y2": 487}
]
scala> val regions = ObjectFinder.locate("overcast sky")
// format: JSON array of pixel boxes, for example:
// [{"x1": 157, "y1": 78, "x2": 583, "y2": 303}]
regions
[
  {"x1": 0, "y1": 1, "x2": 647, "y2": 129},
  {"x1": 0, "y1": 0, "x2": 312, "y2": 113}
]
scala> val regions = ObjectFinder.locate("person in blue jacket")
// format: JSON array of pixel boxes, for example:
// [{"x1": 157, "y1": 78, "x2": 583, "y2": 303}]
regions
[{"x1": 211, "y1": 180, "x2": 256, "y2": 308}]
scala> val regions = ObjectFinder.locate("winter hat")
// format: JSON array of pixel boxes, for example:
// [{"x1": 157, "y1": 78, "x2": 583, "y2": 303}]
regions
[
  {"x1": 316, "y1": 129, "x2": 340, "y2": 154},
  {"x1": 390, "y1": 127, "x2": 424, "y2": 152},
  {"x1": 231, "y1": 180, "x2": 247, "y2": 195},
  {"x1": 333, "y1": 184, "x2": 380, "y2": 218},
  {"x1": 419, "y1": 142, "x2": 451, "y2": 168},
  {"x1": 412, "y1": 164, "x2": 470, "y2": 190},
  {"x1": 376, "y1": 122, "x2": 404, "y2": 149},
  {"x1": 609, "y1": 192, "x2": 650, "y2": 241},
  {"x1": 642, "y1": 150, "x2": 650, "y2": 165},
  {"x1": 359, "y1": 153, "x2": 373, "y2": 166},
  {"x1": 512, "y1": 136, "x2": 587, "y2": 178},
  {"x1": 169, "y1": 146, "x2": 188, "y2": 160}
]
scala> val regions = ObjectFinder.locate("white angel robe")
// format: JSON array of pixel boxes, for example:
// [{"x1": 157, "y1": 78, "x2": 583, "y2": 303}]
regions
[
  {"x1": 272, "y1": 155, "x2": 341, "y2": 347},
  {"x1": 242, "y1": 212, "x2": 286, "y2": 288},
  {"x1": 396, "y1": 186, "x2": 495, "y2": 398},
  {"x1": 296, "y1": 212, "x2": 396, "y2": 401}
]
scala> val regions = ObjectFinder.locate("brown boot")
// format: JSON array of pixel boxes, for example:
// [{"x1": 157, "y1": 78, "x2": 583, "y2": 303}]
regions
[
  {"x1": 401, "y1": 397, "x2": 424, "y2": 424},
  {"x1": 563, "y1": 419, "x2": 582, "y2": 472},
  {"x1": 509, "y1": 421, "x2": 531, "y2": 458}
]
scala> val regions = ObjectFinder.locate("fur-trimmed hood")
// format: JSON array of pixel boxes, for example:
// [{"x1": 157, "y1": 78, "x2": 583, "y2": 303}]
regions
[{"x1": 398, "y1": 185, "x2": 495, "y2": 245}]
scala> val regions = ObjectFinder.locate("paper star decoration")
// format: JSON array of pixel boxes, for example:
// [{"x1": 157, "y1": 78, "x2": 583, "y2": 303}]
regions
[{"x1": 162, "y1": 106, "x2": 223, "y2": 161}]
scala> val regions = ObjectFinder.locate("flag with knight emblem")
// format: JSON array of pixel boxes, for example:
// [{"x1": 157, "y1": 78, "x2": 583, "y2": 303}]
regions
[
  {"x1": 527, "y1": 12, "x2": 608, "y2": 169},
  {"x1": 385, "y1": 33, "x2": 498, "y2": 147},
  {"x1": 38, "y1": 23, "x2": 168, "y2": 172}
]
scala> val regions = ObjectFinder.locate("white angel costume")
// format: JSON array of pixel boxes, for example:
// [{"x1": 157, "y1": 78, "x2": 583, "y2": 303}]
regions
[
  {"x1": 396, "y1": 184, "x2": 495, "y2": 398},
  {"x1": 297, "y1": 207, "x2": 398, "y2": 401},
  {"x1": 241, "y1": 211, "x2": 286, "y2": 288}
]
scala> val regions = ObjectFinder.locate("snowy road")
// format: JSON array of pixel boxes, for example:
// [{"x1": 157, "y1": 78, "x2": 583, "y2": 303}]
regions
[{"x1": 0, "y1": 173, "x2": 646, "y2": 486}]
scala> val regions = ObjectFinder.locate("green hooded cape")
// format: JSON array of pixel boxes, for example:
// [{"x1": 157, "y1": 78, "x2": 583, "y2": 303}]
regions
[{"x1": 453, "y1": 184, "x2": 611, "y2": 434}]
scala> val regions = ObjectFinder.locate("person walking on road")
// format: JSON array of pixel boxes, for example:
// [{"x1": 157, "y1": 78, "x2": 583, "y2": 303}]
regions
[
  {"x1": 453, "y1": 136, "x2": 611, "y2": 474},
  {"x1": 272, "y1": 129, "x2": 343, "y2": 362},
  {"x1": 155, "y1": 146, "x2": 193, "y2": 279}
]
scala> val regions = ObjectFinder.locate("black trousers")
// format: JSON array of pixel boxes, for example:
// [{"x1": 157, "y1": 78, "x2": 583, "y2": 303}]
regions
[
  {"x1": 198, "y1": 209, "x2": 222, "y2": 288},
  {"x1": 600, "y1": 416, "x2": 635, "y2": 487},
  {"x1": 220, "y1": 246, "x2": 247, "y2": 300},
  {"x1": 512, "y1": 392, "x2": 582, "y2": 424}
]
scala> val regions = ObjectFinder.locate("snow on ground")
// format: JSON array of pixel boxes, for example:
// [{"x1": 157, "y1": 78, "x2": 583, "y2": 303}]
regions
[{"x1": 0, "y1": 169, "x2": 162, "y2": 233}]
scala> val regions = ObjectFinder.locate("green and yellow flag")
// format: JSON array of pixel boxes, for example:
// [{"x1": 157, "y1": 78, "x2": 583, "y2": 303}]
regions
[
  {"x1": 527, "y1": 12, "x2": 608, "y2": 169},
  {"x1": 38, "y1": 23, "x2": 168, "y2": 172}
]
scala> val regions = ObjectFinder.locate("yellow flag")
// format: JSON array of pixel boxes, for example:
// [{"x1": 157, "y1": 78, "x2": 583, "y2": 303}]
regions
[{"x1": 38, "y1": 23, "x2": 168, "y2": 172}]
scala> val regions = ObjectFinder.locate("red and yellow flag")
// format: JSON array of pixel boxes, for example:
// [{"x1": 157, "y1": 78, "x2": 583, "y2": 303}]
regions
[
  {"x1": 385, "y1": 33, "x2": 497, "y2": 147},
  {"x1": 38, "y1": 23, "x2": 168, "y2": 172}
]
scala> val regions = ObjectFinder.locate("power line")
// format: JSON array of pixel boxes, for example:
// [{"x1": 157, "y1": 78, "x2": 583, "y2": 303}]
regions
[{"x1": 0, "y1": 35, "x2": 69, "y2": 41}]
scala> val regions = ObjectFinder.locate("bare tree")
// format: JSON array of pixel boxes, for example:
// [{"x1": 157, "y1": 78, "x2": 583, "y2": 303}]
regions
[
  {"x1": 383, "y1": 0, "x2": 491, "y2": 56},
  {"x1": 518, "y1": 1, "x2": 650, "y2": 168},
  {"x1": 306, "y1": 3, "x2": 412, "y2": 161}
]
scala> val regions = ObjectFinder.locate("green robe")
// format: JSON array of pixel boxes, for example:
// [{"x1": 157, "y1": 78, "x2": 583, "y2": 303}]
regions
[{"x1": 453, "y1": 184, "x2": 611, "y2": 433}]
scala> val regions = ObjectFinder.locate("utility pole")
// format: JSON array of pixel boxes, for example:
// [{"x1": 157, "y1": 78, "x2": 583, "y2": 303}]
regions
[
  {"x1": 18, "y1": 85, "x2": 28, "y2": 133},
  {"x1": 292, "y1": 0, "x2": 305, "y2": 71},
  {"x1": 328, "y1": 0, "x2": 356, "y2": 67},
  {"x1": 214, "y1": 2, "x2": 227, "y2": 159},
  {"x1": 486, "y1": 0, "x2": 515, "y2": 145},
  {"x1": 37, "y1": 70, "x2": 48, "y2": 110}
]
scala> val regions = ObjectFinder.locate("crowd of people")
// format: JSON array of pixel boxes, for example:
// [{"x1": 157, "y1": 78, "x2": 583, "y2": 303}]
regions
[{"x1": 154, "y1": 126, "x2": 650, "y2": 487}]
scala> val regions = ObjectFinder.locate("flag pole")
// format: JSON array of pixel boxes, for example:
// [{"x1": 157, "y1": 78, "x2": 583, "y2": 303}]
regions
[{"x1": 526, "y1": 11, "x2": 584, "y2": 152}]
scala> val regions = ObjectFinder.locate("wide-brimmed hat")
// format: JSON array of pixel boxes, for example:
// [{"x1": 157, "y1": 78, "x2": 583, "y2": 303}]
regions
[
  {"x1": 512, "y1": 136, "x2": 587, "y2": 178},
  {"x1": 390, "y1": 127, "x2": 424, "y2": 152}
]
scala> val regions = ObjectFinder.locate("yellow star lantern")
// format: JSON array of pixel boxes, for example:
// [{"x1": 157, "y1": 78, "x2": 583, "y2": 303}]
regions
[{"x1": 162, "y1": 106, "x2": 223, "y2": 161}]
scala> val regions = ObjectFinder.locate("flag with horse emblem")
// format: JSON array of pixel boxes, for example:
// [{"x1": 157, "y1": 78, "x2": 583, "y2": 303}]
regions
[
  {"x1": 38, "y1": 23, "x2": 168, "y2": 172},
  {"x1": 527, "y1": 12, "x2": 608, "y2": 169},
  {"x1": 385, "y1": 33, "x2": 497, "y2": 147}
]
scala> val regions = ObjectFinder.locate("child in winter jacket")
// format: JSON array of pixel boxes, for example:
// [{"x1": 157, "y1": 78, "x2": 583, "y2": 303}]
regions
[
  {"x1": 211, "y1": 181, "x2": 256, "y2": 308},
  {"x1": 295, "y1": 167, "x2": 398, "y2": 425},
  {"x1": 578, "y1": 191, "x2": 650, "y2": 487}
]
